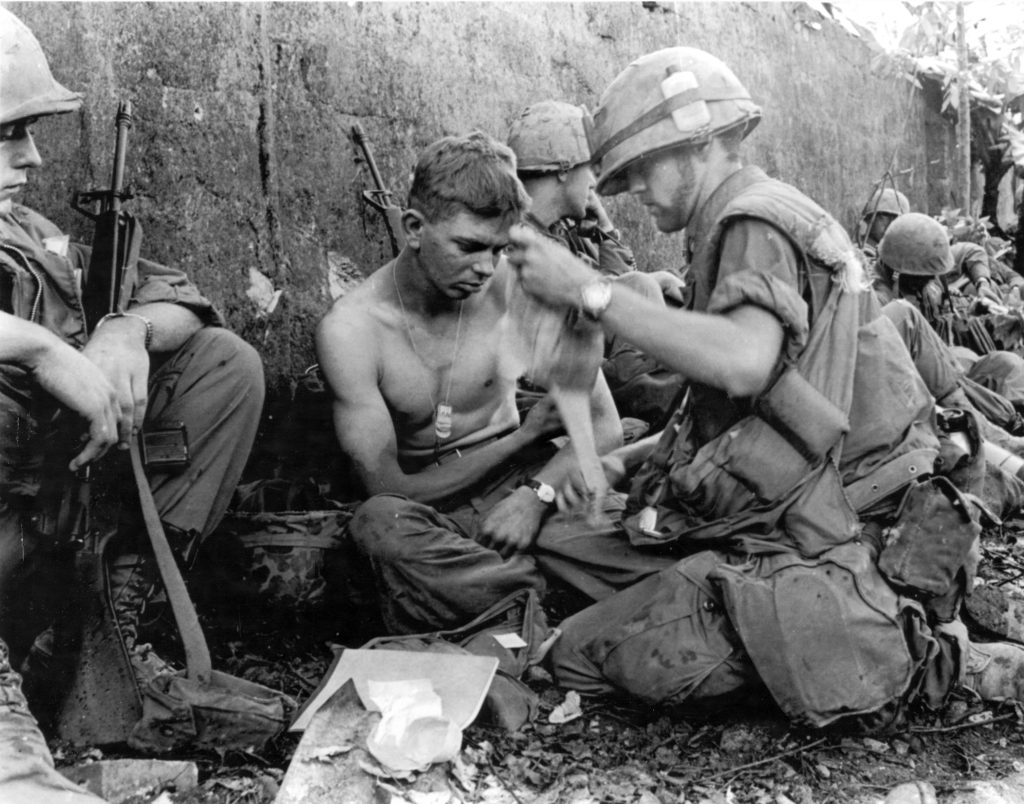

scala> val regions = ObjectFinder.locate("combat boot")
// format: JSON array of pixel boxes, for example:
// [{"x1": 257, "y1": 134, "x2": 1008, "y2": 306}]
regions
[
  {"x1": 106, "y1": 552, "x2": 178, "y2": 687},
  {"x1": 962, "y1": 640, "x2": 1024, "y2": 701},
  {"x1": 963, "y1": 583, "x2": 1024, "y2": 643},
  {"x1": 0, "y1": 638, "x2": 106, "y2": 803}
]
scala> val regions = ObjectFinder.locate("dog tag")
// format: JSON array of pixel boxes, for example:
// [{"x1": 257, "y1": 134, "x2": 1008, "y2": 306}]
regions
[{"x1": 435, "y1": 404, "x2": 453, "y2": 440}]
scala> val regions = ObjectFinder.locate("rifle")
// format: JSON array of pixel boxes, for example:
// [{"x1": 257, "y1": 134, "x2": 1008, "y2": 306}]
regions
[
  {"x1": 73, "y1": 100, "x2": 142, "y2": 332},
  {"x1": 47, "y1": 100, "x2": 147, "y2": 745},
  {"x1": 351, "y1": 123, "x2": 406, "y2": 258}
]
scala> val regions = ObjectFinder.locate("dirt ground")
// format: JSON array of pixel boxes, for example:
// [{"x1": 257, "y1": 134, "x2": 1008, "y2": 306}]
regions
[{"x1": 50, "y1": 522, "x2": 1024, "y2": 804}]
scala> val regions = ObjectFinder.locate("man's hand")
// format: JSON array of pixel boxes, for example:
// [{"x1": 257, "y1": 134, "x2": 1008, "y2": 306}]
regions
[
  {"x1": 557, "y1": 454, "x2": 621, "y2": 512},
  {"x1": 648, "y1": 269, "x2": 687, "y2": 305},
  {"x1": 519, "y1": 394, "x2": 564, "y2": 442},
  {"x1": 476, "y1": 486, "x2": 547, "y2": 559},
  {"x1": 81, "y1": 318, "x2": 150, "y2": 449},
  {"x1": 585, "y1": 189, "x2": 615, "y2": 233},
  {"x1": 508, "y1": 224, "x2": 596, "y2": 309},
  {"x1": 975, "y1": 279, "x2": 1003, "y2": 305},
  {"x1": 29, "y1": 341, "x2": 121, "y2": 471}
]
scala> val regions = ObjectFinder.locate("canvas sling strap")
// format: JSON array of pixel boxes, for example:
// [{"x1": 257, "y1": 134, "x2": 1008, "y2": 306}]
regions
[
  {"x1": 126, "y1": 438, "x2": 294, "y2": 753},
  {"x1": 128, "y1": 439, "x2": 212, "y2": 681}
]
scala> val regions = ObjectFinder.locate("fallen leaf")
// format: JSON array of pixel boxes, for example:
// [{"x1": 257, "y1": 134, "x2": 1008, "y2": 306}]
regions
[
  {"x1": 308, "y1": 743, "x2": 356, "y2": 762},
  {"x1": 357, "y1": 756, "x2": 417, "y2": 781},
  {"x1": 549, "y1": 690, "x2": 582, "y2": 724},
  {"x1": 450, "y1": 753, "x2": 478, "y2": 791}
]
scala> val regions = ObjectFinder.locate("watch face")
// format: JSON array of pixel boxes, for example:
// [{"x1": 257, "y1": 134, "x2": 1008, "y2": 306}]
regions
[
  {"x1": 536, "y1": 482, "x2": 556, "y2": 504},
  {"x1": 581, "y1": 279, "x2": 612, "y2": 318}
]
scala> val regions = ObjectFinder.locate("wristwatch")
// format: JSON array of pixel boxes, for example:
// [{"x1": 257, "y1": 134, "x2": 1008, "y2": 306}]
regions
[
  {"x1": 579, "y1": 277, "x2": 613, "y2": 320},
  {"x1": 519, "y1": 477, "x2": 556, "y2": 506}
]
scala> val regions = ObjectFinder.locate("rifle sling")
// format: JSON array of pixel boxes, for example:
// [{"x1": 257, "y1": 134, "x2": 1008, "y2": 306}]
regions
[{"x1": 129, "y1": 438, "x2": 213, "y2": 682}]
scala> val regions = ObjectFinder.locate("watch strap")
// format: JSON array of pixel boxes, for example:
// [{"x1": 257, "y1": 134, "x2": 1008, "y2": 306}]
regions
[{"x1": 518, "y1": 477, "x2": 556, "y2": 505}]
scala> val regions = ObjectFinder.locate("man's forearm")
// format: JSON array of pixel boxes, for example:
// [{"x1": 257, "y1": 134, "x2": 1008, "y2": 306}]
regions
[
  {"x1": 380, "y1": 426, "x2": 539, "y2": 505},
  {"x1": 115, "y1": 302, "x2": 204, "y2": 353},
  {"x1": 0, "y1": 311, "x2": 67, "y2": 367},
  {"x1": 599, "y1": 285, "x2": 781, "y2": 398}
]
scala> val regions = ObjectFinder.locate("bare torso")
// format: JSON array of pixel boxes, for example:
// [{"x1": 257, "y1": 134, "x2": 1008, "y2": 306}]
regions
[{"x1": 328, "y1": 259, "x2": 522, "y2": 464}]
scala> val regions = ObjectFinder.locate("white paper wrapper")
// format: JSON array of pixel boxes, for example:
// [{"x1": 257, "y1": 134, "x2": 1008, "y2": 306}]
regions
[{"x1": 364, "y1": 679, "x2": 462, "y2": 772}]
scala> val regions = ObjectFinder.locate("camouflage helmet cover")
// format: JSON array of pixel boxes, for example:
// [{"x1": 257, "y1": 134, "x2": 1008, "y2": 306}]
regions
[
  {"x1": 589, "y1": 47, "x2": 761, "y2": 195},
  {"x1": 507, "y1": 101, "x2": 591, "y2": 174}
]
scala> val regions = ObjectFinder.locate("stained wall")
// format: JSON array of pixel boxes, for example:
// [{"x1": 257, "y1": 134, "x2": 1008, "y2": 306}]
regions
[{"x1": 11, "y1": 1, "x2": 945, "y2": 391}]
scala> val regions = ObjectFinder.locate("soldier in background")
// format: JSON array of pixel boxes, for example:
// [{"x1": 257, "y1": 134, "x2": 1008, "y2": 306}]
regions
[
  {"x1": 857, "y1": 185, "x2": 910, "y2": 260},
  {"x1": 506, "y1": 100, "x2": 685, "y2": 429}
]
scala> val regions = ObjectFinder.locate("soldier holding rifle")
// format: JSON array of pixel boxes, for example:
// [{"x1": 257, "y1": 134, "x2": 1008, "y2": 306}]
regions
[{"x1": 0, "y1": 9, "x2": 263, "y2": 799}]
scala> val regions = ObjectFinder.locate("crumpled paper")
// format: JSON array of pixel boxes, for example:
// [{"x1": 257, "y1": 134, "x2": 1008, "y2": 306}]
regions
[{"x1": 363, "y1": 679, "x2": 462, "y2": 772}]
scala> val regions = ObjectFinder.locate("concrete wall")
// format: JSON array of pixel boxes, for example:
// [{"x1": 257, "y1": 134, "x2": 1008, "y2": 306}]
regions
[{"x1": 11, "y1": 1, "x2": 948, "y2": 394}]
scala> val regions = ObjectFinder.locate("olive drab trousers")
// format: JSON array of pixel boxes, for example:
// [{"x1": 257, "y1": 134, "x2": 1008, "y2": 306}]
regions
[{"x1": 0, "y1": 327, "x2": 264, "y2": 642}]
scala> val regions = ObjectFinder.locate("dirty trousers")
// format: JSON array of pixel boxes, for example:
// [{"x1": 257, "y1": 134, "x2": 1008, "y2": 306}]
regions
[
  {"x1": 548, "y1": 547, "x2": 959, "y2": 718},
  {"x1": 0, "y1": 640, "x2": 104, "y2": 803},
  {"x1": 349, "y1": 487, "x2": 678, "y2": 634},
  {"x1": 0, "y1": 328, "x2": 264, "y2": 620}
]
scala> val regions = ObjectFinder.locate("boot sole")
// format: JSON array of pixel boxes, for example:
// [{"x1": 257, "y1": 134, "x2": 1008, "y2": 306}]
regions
[{"x1": 964, "y1": 584, "x2": 1024, "y2": 643}]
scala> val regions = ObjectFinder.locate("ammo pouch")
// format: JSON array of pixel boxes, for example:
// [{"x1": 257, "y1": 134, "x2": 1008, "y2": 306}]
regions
[
  {"x1": 361, "y1": 589, "x2": 551, "y2": 731},
  {"x1": 129, "y1": 670, "x2": 295, "y2": 754},
  {"x1": 697, "y1": 366, "x2": 848, "y2": 508},
  {"x1": 753, "y1": 367, "x2": 849, "y2": 464},
  {"x1": 713, "y1": 542, "x2": 916, "y2": 729},
  {"x1": 877, "y1": 476, "x2": 980, "y2": 599},
  {"x1": 626, "y1": 366, "x2": 850, "y2": 547}
]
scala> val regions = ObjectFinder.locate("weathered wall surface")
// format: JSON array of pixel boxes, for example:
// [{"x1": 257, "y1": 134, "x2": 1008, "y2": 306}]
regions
[{"x1": 11, "y1": 1, "x2": 946, "y2": 393}]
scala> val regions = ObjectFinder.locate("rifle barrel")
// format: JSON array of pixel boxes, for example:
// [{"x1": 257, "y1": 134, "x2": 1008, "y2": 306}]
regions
[
  {"x1": 351, "y1": 123, "x2": 389, "y2": 195},
  {"x1": 109, "y1": 101, "x2": 133, "y2": 212}
]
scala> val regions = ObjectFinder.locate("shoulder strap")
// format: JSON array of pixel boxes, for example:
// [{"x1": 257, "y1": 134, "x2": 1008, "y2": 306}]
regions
[{"x1": 129, "y1": 438, "x2": 212, "y2": 682}]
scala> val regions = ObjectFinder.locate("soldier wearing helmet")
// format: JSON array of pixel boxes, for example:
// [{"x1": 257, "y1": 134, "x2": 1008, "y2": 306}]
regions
[
  {"x1": 0, "y1": 8, "x2": 266, "y2": 785},
  {"x1": 858, "y1": 186, "x2": 911, "y2": 255},
  {"x1": 507, "y1": 101, "x2": 684, "y2": 427},
  {"x1": 873, "y1": 212, "x2": 954, "y2": 315},
  {"x1": 509, "y1": 46, "x2": 1024, "y2": 726},
  {"x1": 877, "y1": 216, "x2": 1024, "y2": 449}
]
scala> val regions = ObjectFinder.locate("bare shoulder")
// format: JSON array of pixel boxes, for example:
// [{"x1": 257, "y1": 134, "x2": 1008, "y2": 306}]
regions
[{"x1": 316, "y1": 272, "x2": 388, "y2": 369}]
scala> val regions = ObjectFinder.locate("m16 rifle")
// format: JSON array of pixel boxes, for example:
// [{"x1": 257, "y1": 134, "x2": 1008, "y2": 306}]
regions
[
  {"x1": 351, "y1": 122, "x2": 406, "y2": 258},
  {"x1": 73, "y1": 100, "x2": 142, "y2": 331},
  {"x1": 45, "y1": 100, "x2": 147, "y2": 745}
]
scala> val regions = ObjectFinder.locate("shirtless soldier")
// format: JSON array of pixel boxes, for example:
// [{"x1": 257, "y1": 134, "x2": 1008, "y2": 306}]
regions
[{"x1": 316, "y1": 131, "x2": 622, "y2": 634}]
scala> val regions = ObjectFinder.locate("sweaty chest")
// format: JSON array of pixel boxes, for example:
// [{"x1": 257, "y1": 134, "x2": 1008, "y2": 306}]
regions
[{"x1": 379, "y1": 311, "x2": 519, "y2": 425}]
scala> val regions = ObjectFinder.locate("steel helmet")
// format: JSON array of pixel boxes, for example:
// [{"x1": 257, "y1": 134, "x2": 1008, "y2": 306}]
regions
[
  {"x1": 878, "y1": 213, "x2": 954, "y2": 277},
  {"x1": 0, "y1": 8, "x2": 82, "y2": 126},
  {"x1": 861, "y1": 187, "x2": 910, "y2": 219},
  {"x1": 589, "y1": 47, "x2": 761, "y2": 196},
  {"x1": 507, "y1": 101, "x2": 591, "y2": 174}
]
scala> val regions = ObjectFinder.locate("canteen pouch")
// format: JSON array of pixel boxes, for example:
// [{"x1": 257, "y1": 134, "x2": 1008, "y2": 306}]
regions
[
  {"x1": 128, "y1": 670, "x2": 295, "y2": 754},
  {"x1": 753, "y1": 366, "x2": 848, "y2": 463},
  {"x1": 713, "y1": 542, "x2": 915, "y2": 728},
  {"x1": 363, "y1": 588, "x2": 551, "y2": 678},
  {"x1": 877, "y1": 476, "x2": 980, "y2": 598}
]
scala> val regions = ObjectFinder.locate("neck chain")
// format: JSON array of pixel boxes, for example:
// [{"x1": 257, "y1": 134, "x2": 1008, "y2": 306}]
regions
[{"x1": 392, "y1": 265, "x2": 465, "y2": 459}]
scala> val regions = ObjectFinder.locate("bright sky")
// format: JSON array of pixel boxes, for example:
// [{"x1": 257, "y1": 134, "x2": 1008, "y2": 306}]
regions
[{"x1": 835, "y1": 0, "x2": 1024, "y2": 55}]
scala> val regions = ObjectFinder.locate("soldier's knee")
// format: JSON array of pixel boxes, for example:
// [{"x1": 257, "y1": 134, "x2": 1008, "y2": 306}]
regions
[
  {"x1": 349, "y1": 494, "x2": 416, "y2": 557},
  {"x1": 194, "y1": 329, "x2": 263, "y2": 386}
]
